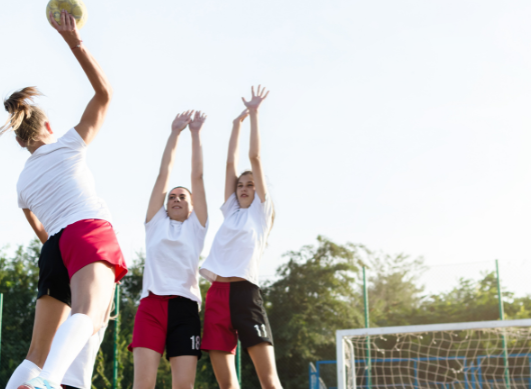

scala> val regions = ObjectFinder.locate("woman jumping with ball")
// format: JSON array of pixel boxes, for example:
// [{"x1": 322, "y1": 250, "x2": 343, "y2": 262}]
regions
[
  {"x1": 2, "y1": 10, "x2": 126, "y2": 389},
  {"x1": 129, "y1": 110, "x2": 209, "y2": 389},
  {"x1": 200, "y1": 86, "x2": 282, "y2": 389}
]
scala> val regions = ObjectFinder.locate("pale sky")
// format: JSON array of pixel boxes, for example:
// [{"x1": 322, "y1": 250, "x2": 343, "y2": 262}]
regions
[{"x1": 1, "y1": 0, "x2": 531, "y2": 296}]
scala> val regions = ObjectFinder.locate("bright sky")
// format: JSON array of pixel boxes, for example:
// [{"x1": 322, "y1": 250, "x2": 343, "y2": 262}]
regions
[{"x1": 1, "y1": 0, "x2": 531, "y2": 295}]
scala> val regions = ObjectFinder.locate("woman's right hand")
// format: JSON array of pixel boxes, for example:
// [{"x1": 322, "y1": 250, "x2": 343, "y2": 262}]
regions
[
  {"x1": 233, "y1": 109, "x2": 249, "y2": 125},
  {"x1": 172, "y1": 111, "x2": 194, "y2": 133},
  {"x1": 49, "y1": 10, "x2": 82, "y2": 48}
]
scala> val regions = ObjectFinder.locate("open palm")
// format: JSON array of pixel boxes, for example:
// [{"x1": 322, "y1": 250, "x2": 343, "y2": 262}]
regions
[
  {"x1": 189, "y1": 111, "x2": 207, "y2": 132},
  {"x1": 242, "y1": 85, "x2": 269, "y2": 111}
]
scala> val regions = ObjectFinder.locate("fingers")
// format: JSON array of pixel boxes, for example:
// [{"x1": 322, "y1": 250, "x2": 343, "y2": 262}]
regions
[
  {"x1": 49, "y1": 11, "x2": 60, "y2": 30},
  {"x1": 68, "y1": 13, "x2": 76, "y2": 31},
  {"x1": 251, "y1": 86, "x2": 255, "y2": 97},
  {"x1": 60, "y1": 9, "x2": 66, "y2": 27}
]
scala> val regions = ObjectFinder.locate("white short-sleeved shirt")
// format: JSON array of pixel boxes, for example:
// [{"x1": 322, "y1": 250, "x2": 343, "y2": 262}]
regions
[
  {"x1": 142, "y1": 206, "x2": 208, "y2": 304},
  {"x1": 200, "y1": 193, "x2": 273, "y2": 286},
  {"x1": 16, "y1": 128, "x2": 112, "y2": 237}
]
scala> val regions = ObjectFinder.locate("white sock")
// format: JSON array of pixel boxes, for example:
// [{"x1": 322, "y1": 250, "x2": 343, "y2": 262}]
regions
[
  {"x1": 39, "y1": 313, "x2": 94, "y2": 385},
  {"x1": 6, "y1": 359, "x2": 42, "y2": 389}
]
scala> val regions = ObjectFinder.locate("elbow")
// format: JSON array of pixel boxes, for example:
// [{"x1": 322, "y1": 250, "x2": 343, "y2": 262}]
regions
[
  {"x1": 192, "y1": 172, "x2": 204, "y2": 181},
  {"x1": 96, "y1": 85, "x2": 113, "y2": 102},
  {"x1": 249, "y1": 154, "x2": 261, "y2": 163}
]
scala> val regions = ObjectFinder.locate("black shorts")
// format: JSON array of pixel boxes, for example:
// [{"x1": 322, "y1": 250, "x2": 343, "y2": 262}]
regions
[
  {"x1": 129, "y1": 293, "x2": 202, "y2": 360},
  {"x1": 37, "y1": 229, "x2": 71, "y2": 306},
  {"x1": 201, "y1": 280, "x2": 273, "y2": 354}
]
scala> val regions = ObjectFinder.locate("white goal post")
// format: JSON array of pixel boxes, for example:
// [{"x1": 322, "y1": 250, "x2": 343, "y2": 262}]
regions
[{"x1": 336, "y1": 318, "x2": 531, "y2": 389}]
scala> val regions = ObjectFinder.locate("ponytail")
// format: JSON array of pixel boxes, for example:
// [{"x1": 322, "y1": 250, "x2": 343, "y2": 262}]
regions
[{"x1": 1, "y1": 87, "x2": 46, "y2": 143}]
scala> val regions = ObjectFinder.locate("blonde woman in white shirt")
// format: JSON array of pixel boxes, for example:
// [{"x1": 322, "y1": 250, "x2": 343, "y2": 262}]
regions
[
  {"x1": 129, "y1": 110, "x2": 208, "y2": 389},
  {"x1": 200, "y1": 86, "x2": 282, "y2": 389},
  {"x1": 2, "y1": 11, "x2": 126, "y2": 389}
]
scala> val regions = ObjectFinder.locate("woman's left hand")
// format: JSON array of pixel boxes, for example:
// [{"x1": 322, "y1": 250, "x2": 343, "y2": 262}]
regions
[
  {"x1": 242, "y1": 85, "x2": 269, "y2": 112},
  {"x1": 49, "y1": 10, "x2": 82, "y2": 48},
  {"x1": 189, "y1": 111, "x2": 207, "y2": 133}
]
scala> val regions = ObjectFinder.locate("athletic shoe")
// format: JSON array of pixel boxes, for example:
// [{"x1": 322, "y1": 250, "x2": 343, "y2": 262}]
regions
[{"x1": 18, "y1": 377, "x2": 62, "y2": 389}]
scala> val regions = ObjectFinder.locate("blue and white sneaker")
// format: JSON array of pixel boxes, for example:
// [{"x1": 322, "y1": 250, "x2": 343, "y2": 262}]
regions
[{"x1": 18, "y1": 377, "x2": 62, "y2": 389}]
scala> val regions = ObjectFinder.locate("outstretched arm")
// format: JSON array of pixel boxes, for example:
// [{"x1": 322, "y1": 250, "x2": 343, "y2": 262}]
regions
[
  {"x1": 189, "y1": 111, "x2": 208, "y2": 227},
  {"x1": 225, "y1": 109, "x2": 249, "y2": 201},
  {"x1": 242, "y1": 86, "x2": 269, "y2": 203},
  {"x1": 23, "y1": 209, "x2": 48, "y2": 244},
  {"x1": 49, "y1": 10, "x2": 113, "y2": 145},
  {"x1": 146, "y1": 111, "x2": 194, "y2": 223}
]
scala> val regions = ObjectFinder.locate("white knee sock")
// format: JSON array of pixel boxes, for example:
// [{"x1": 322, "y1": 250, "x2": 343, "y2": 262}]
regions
[
  {"x1": 6, "y1": 359, "x2": 42, "y2": 389},
  {"x1": 39, "y1": 313, "x2": 94, "y2": 385}
]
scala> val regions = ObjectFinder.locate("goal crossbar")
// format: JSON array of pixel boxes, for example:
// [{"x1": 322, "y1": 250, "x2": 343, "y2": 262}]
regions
[{"x1": 336, "y1": 318, "x2": 531, "y2": 389}]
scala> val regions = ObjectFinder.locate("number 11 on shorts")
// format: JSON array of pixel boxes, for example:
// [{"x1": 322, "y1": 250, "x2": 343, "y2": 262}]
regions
[
  {"x1": 254, "y1": 324, "x2": 267, "y2": 338},
  {"x1": 190, "y1": 335, "x2": 201, "y2": 350}
]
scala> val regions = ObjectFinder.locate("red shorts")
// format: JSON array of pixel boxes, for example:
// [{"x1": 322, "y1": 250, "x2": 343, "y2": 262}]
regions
[
  {"x1": 128, "y1": 293, "x2": 202, "y2": 359},
  {"x1": 201, "y1": 281, "x2": 273, "y2": 354},
  {"x1": 59, "y1": 219, "x2": 127, "y2": 282}
]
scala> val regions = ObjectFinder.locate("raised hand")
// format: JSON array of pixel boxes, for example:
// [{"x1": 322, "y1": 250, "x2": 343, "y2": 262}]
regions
[
  {"x1": 242, "y1": 85, "x2": 269, "y2": 111},
  {"x1": 233, "y1": 109, "x2": 249, "y2": 125},
  {"x1": 172, "y1": 110, "x2": 194, "y2": 133},
  {"x1": 189, "y1": 111, "x2": 207, "y2": 133},
  {"x1": 49, "y1": 10, "x2": 82, "y2": 48}
]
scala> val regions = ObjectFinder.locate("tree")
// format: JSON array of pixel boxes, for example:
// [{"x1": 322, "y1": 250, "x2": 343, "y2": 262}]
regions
[
  {"x1": 0, "y1": 240, "x2": 40, "y2": 388},
  {"x1": 261, "y1": 236, "x2": 364, "y2": 389}
]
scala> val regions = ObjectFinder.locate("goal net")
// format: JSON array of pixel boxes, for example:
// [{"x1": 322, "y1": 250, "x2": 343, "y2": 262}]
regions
[{"x1": 336, "y1": 319, "x2": 531, "y2": 389}]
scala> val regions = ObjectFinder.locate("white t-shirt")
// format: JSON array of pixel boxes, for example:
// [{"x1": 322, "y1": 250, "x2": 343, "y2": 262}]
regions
[
  {"x1": 200, "y1": 193, "x2": 273, "y2": 286},
  {"x1": 16, "y1": 128, "x2": 112, "y2": 237},
  {"x1": 141, "y1": 206, "x2": 208, "y2": 304}
]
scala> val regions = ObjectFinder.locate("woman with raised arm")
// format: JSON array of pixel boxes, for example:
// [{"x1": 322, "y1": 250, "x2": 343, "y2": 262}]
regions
[
  {"x1": 200, "y1": 86, "x2": 282, "y2": 389},
  {"x1": 129, "y1": 110, "x2": 209, "y2": 389},
  {"x1": 1, "y1": 11, "x2": 127, "y2": 389}
]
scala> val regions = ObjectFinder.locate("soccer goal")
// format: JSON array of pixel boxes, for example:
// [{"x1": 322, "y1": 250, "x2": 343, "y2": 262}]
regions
[{"x1": 336, "y1": 318, "x2": 531, "y2": 389}]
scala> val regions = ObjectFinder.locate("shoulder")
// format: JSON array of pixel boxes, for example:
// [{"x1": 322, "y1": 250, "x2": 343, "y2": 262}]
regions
[
  {"x1": 60, "y1": 128, "x2": 87, "y2": 150},
  {"x1": 145, "y1": 206, "x2": 168, "y2": 229},
  {"x1": 221, "y1": 193, "x2": 240, "y2": 217},
  {"x1": 186, "y1": 210, "x2": 209, "y2": 233}
]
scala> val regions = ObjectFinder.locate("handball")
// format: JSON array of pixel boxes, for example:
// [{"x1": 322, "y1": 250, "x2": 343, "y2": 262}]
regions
[{"x1": 46, "y1": 0, "x2": 88, "y2": 29}]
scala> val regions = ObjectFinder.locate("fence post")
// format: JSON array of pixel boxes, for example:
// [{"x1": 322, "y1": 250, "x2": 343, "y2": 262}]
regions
[
  {"x1": 236, "y1": 339, "x2": 242, "y2": 385},
  {"x1": 363, "y1": 267, "x2": 372, "y2": 389},
  {"x1": 112, "y1": 284, "x2": 120, "y2": 389},
  {"x1": 0, "y1": 293, "x2": 3, "y2": 368},
  {"x1": 496, "y1": 260, "x2": 510, "y2": 389}
]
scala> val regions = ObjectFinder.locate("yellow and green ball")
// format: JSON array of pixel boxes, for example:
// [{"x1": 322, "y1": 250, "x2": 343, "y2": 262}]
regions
[{"x1": 46, "y1": 0, "x2": 88, "y2": 29}]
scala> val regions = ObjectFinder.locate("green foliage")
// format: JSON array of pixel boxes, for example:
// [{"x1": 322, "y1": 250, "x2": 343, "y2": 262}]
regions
[
  {"x1": 0, "y1": 240, "x2": 41, "y2": 388},
  {"x1": 1, "y1": 237, "x2": 531, "y2": 389},
  {"x1": 262, "y1": 236, "x2": 364, "y2": 389}
]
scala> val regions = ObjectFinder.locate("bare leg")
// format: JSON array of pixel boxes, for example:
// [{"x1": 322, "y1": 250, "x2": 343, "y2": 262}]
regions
[
  {"x1": 26, "y1": 296, "x2": 71, "y2": 367},
  {"x1": 38, "y1": 262, "x2": 116, "y2": 384},
  {"x1": 209, "y1": 350, "x2": 240, "y2": 389},
  {"x1": 132, "y1": 347, "x2": 161, "y2": 389},
  {"x1": 247, "y1": 343, "x2": 282, "y2": 389},
  {"x1": 169, "y1": 356, "x2": 198, "y2": 389},
  {"x1": 71, "y1": 261, "x2": 116, "y2": 333}
]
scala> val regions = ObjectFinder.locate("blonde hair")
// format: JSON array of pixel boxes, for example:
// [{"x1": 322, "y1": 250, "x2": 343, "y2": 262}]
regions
[{"x1": 1, "y1": 87, "x2": 47, "y2": 143}]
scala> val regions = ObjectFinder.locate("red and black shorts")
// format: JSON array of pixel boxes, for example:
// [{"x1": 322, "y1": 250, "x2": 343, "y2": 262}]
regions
[
  {"x1": 128, "y1": 293, "x2": 202, "y2": 360},
  {"x1": 38, "y1": 219, "x2": 127, "y2": 306},
  {"x1": 201, "y1": 281, "x2": 273, "y2": 354}
]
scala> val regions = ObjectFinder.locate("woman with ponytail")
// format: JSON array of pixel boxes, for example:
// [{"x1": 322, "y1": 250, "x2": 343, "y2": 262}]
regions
[
  {"x1": 199, "y1": 86, "x2": 281, "y2": 389},
  {"x1": 3, "y1": 10, "x2": 126, "y2": 389}
]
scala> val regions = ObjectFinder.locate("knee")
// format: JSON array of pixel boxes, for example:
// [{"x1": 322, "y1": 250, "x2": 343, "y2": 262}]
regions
[
  {"x1": 259, "y1": 378, "x2": 282, "y2": 389},
  {"x1": 218, "y1": 381, "x2": 239, "y2": 389},
  {"x1": 172, "y1": 381, "x2": 194, "y2": 389},
  {"x1": 133, "y1": 379, "x2": 156, "y2": 389}
]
